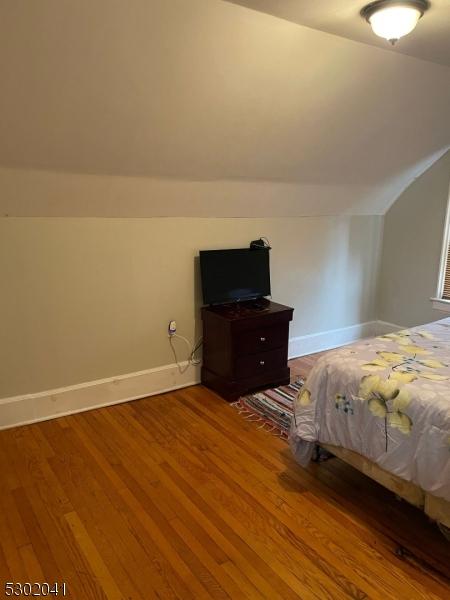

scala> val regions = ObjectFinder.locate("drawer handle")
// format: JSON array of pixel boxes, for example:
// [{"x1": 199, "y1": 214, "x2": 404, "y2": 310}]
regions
[
  {"x1": 259, "y1": 360, "x2": 265, "y2": 366},
  {"x1": 260, "y1": 337, "x2": 266, "y2": 342}
]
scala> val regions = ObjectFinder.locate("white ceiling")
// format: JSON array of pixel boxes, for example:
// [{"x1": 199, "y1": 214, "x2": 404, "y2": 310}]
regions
[
  {"x1": 227, "y1": 0, "x2": 450, "y2": 67},
  {"x1": 0, "y1": 0, "x2": 449, "y2": 217}
]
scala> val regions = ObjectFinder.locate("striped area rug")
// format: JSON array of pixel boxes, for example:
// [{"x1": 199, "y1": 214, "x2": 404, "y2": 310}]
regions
[{"x1": 232, "y1": 379, "x2": 304, "y2": 438}]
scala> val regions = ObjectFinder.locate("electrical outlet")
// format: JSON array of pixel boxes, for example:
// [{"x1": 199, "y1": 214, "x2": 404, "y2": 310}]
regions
[{"x1": 168, "y1": 320, "x2": 177, "y2": 336}]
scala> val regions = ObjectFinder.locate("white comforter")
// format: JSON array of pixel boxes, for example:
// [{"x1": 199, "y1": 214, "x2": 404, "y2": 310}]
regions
[{"x1": 289, "y1": 319, "x2": 450, "y2": 501}]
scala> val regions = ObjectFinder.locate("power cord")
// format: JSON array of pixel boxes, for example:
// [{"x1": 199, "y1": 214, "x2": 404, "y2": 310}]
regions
[{"x1": 169, "y1": 334, "x2": 203, "y2": 374}]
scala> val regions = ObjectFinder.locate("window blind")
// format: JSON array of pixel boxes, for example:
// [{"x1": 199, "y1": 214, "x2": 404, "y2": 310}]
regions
[{"x1": 443, "y1": 242, "x2": 450, "y2": 300}]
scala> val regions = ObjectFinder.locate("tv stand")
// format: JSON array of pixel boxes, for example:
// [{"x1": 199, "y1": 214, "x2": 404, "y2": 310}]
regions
[
  {"x1": 201, "y1": 300, "x2": 294, "y2": 401},
  {"x1": 249, "y1": 297, "x2": 270, "y2": 311}
]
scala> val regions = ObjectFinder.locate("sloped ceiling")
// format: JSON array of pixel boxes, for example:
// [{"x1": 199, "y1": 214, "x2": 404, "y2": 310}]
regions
[
  {"x1": 0, "y1": 0, "x2": 449, "y2": 217},
  {"x1": 227, "y1": 0, "x2": 450, "y2": 67}
]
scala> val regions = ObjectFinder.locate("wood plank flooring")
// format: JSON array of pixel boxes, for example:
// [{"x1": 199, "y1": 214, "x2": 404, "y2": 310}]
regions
[
  {"x1": 289, "y1": 351, "x2": 329, "y2": 381},
  {"x1": 0, "y1": 353, "x2": 449, "y2": 599}
]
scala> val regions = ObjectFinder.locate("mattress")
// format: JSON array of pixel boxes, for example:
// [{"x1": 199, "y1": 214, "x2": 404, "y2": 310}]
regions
[{"x1": 289, "y1": 318, "x2": 450, "y2": 502}]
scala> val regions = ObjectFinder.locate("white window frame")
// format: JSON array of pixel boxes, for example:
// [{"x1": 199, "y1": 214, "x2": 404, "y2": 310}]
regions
[{"x1": 431, "y1": 184, "x2": 450, "y2": 313}]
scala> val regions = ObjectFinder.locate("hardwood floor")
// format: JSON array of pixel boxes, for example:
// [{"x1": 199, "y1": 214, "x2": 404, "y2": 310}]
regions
[
  {"x1": 289, "y1": 351, "x2": 329, "y2": 381},
  {"x1": 0, "y1": 356, "x2": 449, "y2": 599}
]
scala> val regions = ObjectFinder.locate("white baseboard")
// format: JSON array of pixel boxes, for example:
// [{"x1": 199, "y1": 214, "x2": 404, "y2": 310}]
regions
[
  {"x1": 0, "y1": 319, "x2": 404, "y2": 431},
  {"x1": 0, "y1": 362, "x2": 201, "y2": 431},
  {"x1": 288, "y1": 319, "x2": 403, "y2": 359},
  {"x1": 371, "y1": 320, "x2": 405, "y2": 336}
]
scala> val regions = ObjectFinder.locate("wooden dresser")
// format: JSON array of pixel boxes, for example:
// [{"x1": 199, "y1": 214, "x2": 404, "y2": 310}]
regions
[{"x1": 201, "y1": 300, "x2": 294, "y2": 401}]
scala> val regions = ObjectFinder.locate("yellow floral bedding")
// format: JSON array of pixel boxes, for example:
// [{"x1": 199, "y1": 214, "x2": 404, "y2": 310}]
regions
[{"x1": 289, "y1": 319, "x2": 450, "y2": 501}]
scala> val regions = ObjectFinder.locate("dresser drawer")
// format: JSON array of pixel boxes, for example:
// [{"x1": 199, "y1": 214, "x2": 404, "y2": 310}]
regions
[
  {"x1": 234, "y1": 348, "x2": 287, "y2": 380},
  {"x1": 201, "y1": 300, "x2": 293, "y2": 400},
  {"x1": 234, "y1": 323, "x2": 289, "y2": 356}
]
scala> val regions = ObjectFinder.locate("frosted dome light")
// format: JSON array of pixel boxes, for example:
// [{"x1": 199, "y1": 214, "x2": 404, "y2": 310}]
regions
[{"x1": 361, "y1": 1, "x2": 429, "y2": 45}]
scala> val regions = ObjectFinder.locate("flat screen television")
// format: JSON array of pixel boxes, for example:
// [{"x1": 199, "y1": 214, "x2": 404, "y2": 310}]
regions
[{"x1": 199, "y1": 248, "x2": 271, "y2": 305}]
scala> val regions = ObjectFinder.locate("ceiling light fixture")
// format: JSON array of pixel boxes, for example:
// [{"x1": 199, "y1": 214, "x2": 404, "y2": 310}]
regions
[{"x1": 361, "y1": 0, "x2": 429, "y2": 45}]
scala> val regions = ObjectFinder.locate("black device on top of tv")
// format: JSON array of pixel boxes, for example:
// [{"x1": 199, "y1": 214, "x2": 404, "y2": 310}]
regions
[{"x1": 199, "y1": 247, "x2": 271, "y2": 305}]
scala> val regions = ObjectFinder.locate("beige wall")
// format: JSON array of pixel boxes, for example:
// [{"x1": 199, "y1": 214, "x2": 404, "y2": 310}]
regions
[
  {"x1": 0, "y1": 215, "x2": 382, "y2": 398},
  {"x1": 378, "y1": 151, "x2": 450, "y2": 327}
]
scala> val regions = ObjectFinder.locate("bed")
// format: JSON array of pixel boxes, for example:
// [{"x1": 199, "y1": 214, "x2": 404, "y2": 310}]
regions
[{"x1": 289, "y1": 318, "x2": 450, "y2": 530}]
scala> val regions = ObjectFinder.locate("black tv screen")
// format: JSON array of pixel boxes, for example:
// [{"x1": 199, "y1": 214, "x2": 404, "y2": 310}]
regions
[{"x1": 200, "y1": 248, "x2": 271, "y2": 305}]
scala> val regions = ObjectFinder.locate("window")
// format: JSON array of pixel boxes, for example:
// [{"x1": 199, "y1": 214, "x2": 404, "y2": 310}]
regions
[
  {"x1": 432, "y1": 192, "x2": 450, "y2": 312},
  {"x1": 441, "y1": 244, "x2": 450, "y2": 300}
]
